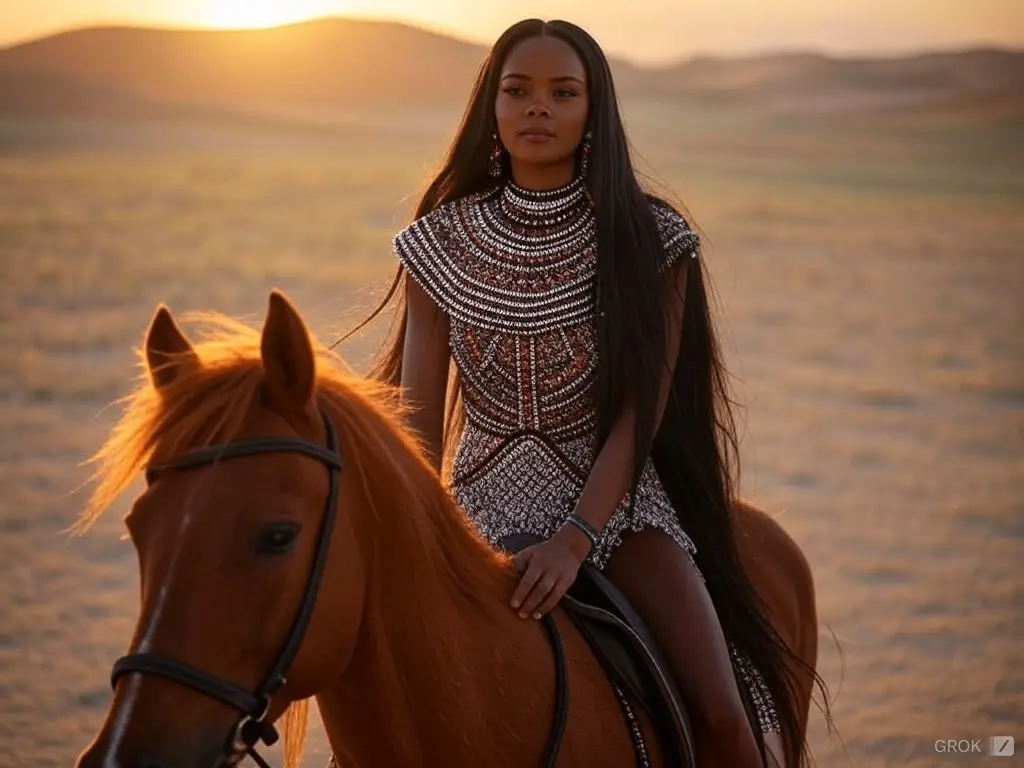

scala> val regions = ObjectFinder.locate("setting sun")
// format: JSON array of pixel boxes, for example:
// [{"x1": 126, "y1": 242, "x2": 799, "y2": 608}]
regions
[{"x1": 204, "y1": 0, "x2": 335, "y2": 29}]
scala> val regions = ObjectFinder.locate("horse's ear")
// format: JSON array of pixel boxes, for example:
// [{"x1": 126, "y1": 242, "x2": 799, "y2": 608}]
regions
[
  {"x1": 144, "y1": 304, "x2": 197, "y2": 390},
  {"x1": 260, "y1": 290, "x2": 316, "y2": 411}
]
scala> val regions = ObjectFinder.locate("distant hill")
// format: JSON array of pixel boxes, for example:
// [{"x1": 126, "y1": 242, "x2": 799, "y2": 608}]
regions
[
  {"x1": 0, "y1": 19, "x2": 488, "y2": 118},
  {"x1": 0, "y1": 17, "x2": 1021, "y2": 124},
  {"x1": 646, "y1": 49, "x2": 1024, "y2": 112}
]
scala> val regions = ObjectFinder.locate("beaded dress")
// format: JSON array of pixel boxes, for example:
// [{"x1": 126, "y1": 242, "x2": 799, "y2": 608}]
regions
[{"x1": 393, "y1": 175, "x2": 780, "y2": 733}]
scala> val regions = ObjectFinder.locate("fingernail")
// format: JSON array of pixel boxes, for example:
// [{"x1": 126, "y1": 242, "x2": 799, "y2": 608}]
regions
[
  {"x1": 510, "y1": 600, "x2": 520, "y2": 608},
  {"x1": 533, "y1": 613, "x2": 541, "y2": 620},
  {"x1": 519, "y1": 612, "x2": 527, "y2": 619}
]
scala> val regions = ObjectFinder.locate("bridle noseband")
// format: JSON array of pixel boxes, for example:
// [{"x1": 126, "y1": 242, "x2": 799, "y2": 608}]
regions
[{"x1": 110, "y1": 408, "x2": 343, "y2": 768}]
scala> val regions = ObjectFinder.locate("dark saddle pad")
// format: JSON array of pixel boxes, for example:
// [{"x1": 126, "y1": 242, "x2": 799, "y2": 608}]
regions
[{"x1": 498, "y1": 533, "x2": 696, "y2": 768}]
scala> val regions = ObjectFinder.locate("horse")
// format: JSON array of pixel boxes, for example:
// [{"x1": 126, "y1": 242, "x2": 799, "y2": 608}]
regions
[{"x1": 72, "y1": 290, "x2": 820, "y2": 768}]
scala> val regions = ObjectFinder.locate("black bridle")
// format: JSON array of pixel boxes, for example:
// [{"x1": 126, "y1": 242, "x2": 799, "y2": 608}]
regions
[
  {"x1": 110, "y1": 408, "x2": 343, "y2": 768},
  {"x1": 107, "y1": 406, "x2": 570, "y2": 768}
]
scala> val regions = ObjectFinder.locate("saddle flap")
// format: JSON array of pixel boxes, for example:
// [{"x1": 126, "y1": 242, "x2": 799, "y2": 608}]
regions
[{"x1": 562, "y1": 591, "x2": 694, "y2": 768}]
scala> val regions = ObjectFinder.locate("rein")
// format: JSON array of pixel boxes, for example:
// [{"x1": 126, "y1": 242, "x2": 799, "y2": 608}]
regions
[{"x1": 540, "y1": 613, "x2": 569, "y2": 767}]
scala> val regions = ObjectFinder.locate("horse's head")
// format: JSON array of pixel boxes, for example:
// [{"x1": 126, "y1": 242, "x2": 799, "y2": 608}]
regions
[{"x1": 76, "y1": 292, "x2": 370, "y2": 768}]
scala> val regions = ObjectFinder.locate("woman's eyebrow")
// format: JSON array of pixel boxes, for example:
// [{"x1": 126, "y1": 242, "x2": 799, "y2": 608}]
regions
[{"x1": 500, "y1": 73, "x2": 585, "y2": 84}]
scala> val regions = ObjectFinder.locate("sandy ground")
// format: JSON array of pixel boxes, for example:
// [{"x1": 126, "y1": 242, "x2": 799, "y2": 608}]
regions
[{"x1": 1, "y1": 135, "x2": 1021, "y2": 766}]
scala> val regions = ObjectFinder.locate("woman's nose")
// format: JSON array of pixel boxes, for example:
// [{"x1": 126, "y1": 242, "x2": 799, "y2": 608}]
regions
[{"x1": 525, "y1": 100, "x2": 551, "y2": 117}]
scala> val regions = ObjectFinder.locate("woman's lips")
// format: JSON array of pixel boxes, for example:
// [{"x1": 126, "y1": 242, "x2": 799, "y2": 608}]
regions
[{"x1": 519, "y1": 129, "x2": 555, "y2": 142}]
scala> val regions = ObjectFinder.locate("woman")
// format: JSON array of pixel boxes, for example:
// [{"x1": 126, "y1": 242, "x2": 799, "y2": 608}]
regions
[{"x1": 354, "y1": 18, "x2": 805, "y2": 768}]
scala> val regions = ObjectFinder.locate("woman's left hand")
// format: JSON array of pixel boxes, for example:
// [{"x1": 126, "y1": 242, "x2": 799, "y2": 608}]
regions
[{"x1": 510, "y1": 526, "x2": 591, "y2": 619}]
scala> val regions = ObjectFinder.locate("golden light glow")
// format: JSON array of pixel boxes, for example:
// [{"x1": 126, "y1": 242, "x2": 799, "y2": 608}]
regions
[{"x1": 203, "y1": 0, "x2": 333, "y2": 29}]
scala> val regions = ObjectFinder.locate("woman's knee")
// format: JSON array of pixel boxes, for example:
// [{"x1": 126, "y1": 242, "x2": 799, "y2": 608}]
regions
[
  {"x1": 604, "y1": 530, "x2": 749, "y2": 711},
  {"x1": 603, "y1": 528, "x2": 700, "y2": 602}
]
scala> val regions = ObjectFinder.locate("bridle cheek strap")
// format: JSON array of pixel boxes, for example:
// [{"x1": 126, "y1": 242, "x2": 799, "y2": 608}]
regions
[{"x1": 109, "y1": 409, "x2": 342, "y2": 765}]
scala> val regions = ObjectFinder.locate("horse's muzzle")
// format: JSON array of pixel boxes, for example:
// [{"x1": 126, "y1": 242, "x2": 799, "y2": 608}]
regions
[{"x1": 75, "y1": 731, "x2": 229, "y2": 768}]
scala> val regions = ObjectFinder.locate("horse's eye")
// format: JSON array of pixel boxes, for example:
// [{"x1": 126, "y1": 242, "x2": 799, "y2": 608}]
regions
[{"x1": 256, "y1": 522, "x2": 301, "y2": 556}]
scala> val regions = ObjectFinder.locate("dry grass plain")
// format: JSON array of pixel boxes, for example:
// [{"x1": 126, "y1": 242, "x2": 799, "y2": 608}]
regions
[{"x1": 1, "y1": 99, "x2": 1021, "y2": 766}]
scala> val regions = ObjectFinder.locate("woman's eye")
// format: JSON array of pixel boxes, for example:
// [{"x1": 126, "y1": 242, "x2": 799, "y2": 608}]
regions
[
  {"x1": 255, "y1": 522, "x2": 301, "y2": 556},
  {"x1": 503, "y1": 86, "x2": 525, "y2": 97},
  {"x1": 554, "y1": 90, "x2": 577, "y2": 99}
]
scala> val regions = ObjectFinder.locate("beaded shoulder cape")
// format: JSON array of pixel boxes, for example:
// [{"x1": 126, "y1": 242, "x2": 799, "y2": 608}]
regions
[
  {"x1": 393, "y1": 176, "x2": 699, "y2": 336},
  {"x1": 393, "y1": 176, "x2": 700, "y2": 446}
]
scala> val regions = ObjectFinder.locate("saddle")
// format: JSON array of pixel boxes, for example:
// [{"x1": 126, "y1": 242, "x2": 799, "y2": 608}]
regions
[{"x1": 498, "y1": 533, "x2": 696, "y2": 768}]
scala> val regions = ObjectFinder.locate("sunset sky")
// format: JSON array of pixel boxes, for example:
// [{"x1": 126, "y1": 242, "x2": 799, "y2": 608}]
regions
[{"x1": 2, "y1": 0, "x2": 1022, "y2": 63}]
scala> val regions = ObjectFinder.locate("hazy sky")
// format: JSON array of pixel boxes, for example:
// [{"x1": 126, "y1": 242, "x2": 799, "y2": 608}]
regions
[{"x1": 2, "y1": 0, "x2": 1022, "y2": 63}]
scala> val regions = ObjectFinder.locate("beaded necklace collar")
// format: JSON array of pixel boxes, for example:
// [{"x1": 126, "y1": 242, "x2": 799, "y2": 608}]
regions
[{"x1": 498, "y1": 176, "x2": 590, "y2": 228}]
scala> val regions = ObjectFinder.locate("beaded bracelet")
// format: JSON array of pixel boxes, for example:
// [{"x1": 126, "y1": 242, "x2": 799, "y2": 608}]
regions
[{"x1": 565, "y1": 513, "x2": 600, "y2": 551}]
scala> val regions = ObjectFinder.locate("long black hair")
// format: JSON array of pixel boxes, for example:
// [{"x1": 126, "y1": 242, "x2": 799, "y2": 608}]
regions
[{"x1": 343, "y1": 18, "x2": 831, "y2": 766}]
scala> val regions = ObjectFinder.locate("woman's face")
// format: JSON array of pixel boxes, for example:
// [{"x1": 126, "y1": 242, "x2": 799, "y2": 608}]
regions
[{"x1": 494, "y1": 35, "x2": 590, "y2": 177}]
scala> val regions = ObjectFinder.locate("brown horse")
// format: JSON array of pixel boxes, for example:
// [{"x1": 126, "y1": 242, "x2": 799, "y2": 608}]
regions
[{"x1": 73, "y1": 291, "x2": 819, "y2": 768}]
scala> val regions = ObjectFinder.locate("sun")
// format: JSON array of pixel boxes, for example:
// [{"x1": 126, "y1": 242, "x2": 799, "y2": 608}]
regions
[{"x1": 204, "y1": 0, "x2": 332, "y2": 29}]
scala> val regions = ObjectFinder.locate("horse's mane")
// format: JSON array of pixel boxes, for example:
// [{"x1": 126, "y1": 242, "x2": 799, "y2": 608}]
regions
[{"x1": 74, "y1": 310, "x2": 512, "y2": 768}]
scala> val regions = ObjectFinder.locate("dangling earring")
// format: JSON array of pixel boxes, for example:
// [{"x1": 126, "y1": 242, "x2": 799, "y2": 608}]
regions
[
  {"x1": 489, "y1": 132, "x2": 504, "y2": 178},
  {"x1": 578, "y1": 130, "x2": 593, "y2": 178}
]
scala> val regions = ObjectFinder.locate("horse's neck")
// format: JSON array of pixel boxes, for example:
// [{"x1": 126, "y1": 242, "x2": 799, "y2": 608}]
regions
[{"x1": 321, "y1": 523, "x2": 555, "y2": 766}]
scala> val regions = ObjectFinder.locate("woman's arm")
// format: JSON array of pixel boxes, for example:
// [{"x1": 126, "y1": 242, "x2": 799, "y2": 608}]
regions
[
  {"x1": 510, "y1": 262, "x2": 689, "y2": 617},
  {"x1": 400, "y1": 276, "x2": 452, "y2": 473},
  {"x1": 560, "y1": 260, "x2": 689, "y2": 557}
]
